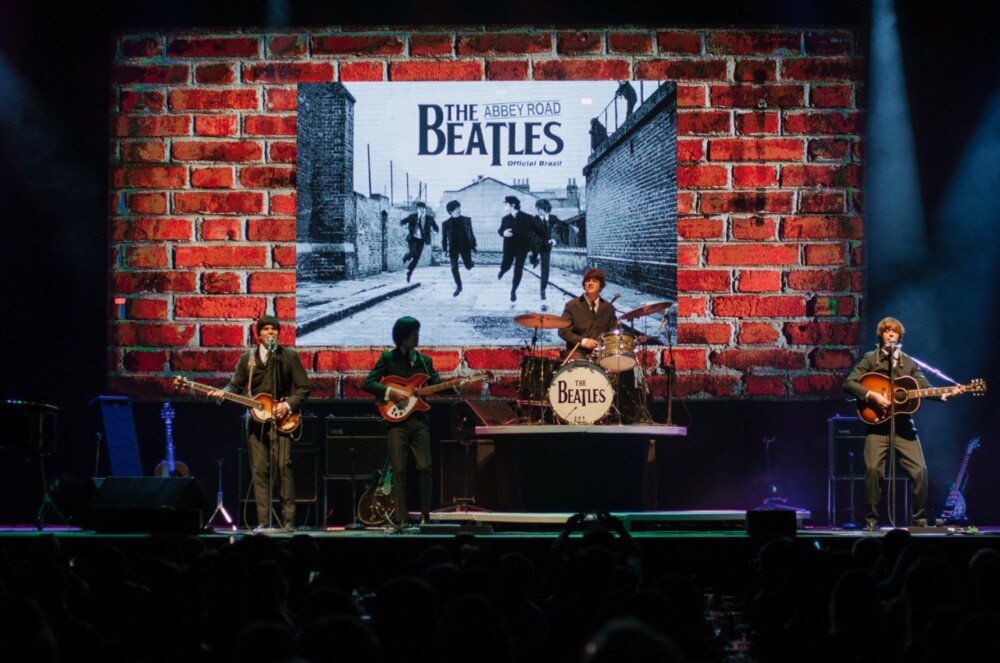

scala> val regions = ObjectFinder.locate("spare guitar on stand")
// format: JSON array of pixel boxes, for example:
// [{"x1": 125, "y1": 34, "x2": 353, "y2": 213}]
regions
[
  {"x1": 155, "y1": 402, "x2": 189, "y2": 477},
  {"x1": 357, "y1": 457, "x2": 396, "y2": 528},
  {"x1": 940, "y1": 437, "x2": 980, "y2": 526}
]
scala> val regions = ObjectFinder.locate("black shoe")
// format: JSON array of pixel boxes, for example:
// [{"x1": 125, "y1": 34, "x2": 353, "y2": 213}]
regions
[
  {"x1": 498, "y1": 270, "x2": 505, "y2": 280},
  {"x1": 467, "y1": 261, "x2": 474, "y2": 269},
  {"x1": 510, "y1": 292, "x2": 517, "y2": 302},
  {"x1": 406, "y1": 270, "x2": 413, "y2": 283},
  {"x1": 453, "y1": 287, "x2": 461, "y2": 297},
  {"x1": 865, "y1": 518, "x2": 878, "y2": 532},
  {"x1": 540, "y1": 291, "x2": 546, "y2": 300},
  {"x1": 912, "y1": 518, "x2": 928, "y2": 528}
]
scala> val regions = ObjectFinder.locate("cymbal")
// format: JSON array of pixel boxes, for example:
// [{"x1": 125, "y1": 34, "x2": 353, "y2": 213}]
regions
[
  {"x1": 620, "y1": 301, "x2": 672, "y2": 321},
  {"x1": 514, "y1": 313, "x2": 571, "y2": 329}
]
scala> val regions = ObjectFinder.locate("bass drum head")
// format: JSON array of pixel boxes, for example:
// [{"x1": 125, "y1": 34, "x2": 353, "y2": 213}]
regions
[{"x1": 548, "y1": 361, "x2": 613, "y2": 425}]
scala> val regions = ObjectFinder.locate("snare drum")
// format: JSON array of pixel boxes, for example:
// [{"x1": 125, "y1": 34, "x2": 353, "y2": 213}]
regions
[
  {"x1": 596, "y1": 330, "x2": 636, "y2": 372},
  {"x1": 548, "y1": 362, "x2": 614, "y2": 425}
]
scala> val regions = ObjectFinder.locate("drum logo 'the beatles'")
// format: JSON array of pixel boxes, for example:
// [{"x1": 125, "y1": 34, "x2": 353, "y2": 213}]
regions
[{"x1": 556, "y1": 380, "x2": 609, "y2": 406}]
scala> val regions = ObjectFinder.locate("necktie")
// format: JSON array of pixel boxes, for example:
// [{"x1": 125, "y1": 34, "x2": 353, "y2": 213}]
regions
[{"x1": 591, "y1": 301, "x2": 597, "y2": 314}]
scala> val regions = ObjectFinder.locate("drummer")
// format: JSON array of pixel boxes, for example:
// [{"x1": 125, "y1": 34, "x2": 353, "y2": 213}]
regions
[{"x1": 558, "y1": 267, "x2": 619, "y2": 362}]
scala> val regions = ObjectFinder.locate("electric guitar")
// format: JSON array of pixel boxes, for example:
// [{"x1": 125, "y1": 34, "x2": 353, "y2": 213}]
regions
[
  {"x1": 154, "y1": 402, "x2": 189, "y2": 477},
  {"x1": 173, "y1": 375, "x2": 301, "y2": 433},
  {"x1": 940, "y1": 437, "x2": 980, "y2": 523},
  {"x1": 376, "y1": 372, "x2": 493, "y2": 423},
  {"x1": 357, "y1": 457, "x2": 395, "y2": 526},
  {"x1": 855, "y1": 373, "x2": 986, "y2": 425}
]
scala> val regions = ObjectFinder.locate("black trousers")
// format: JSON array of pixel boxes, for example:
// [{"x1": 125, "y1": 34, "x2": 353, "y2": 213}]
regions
[
  {"x1": 247, "y1": 423, "x2": 295, "y2": 527},
  {"x1": 405, "y1": 239, "x2": 426, "y2": 274},
  {"x1": 864, "y1": 431, "x2": 928, "y2": 520},
  {"x1": 499, "y1": 249, "x2": 529, "y2": 295},
  {"x1": 449, "y1": 248, "x2": 474, "y2": 287},
  {"x1": 386, "y1": 416, "x2": 433, "y2": 525}
]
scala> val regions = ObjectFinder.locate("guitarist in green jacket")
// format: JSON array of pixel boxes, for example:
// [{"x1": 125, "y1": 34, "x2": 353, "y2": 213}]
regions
[{"x1": 363, "y1": 317, "x2": 440, "y2": 529}]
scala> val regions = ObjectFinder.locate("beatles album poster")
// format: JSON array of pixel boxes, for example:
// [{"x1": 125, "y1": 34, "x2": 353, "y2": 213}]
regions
[{"x1": 295, "y1": 81, "x2": 677, "y2": 348}]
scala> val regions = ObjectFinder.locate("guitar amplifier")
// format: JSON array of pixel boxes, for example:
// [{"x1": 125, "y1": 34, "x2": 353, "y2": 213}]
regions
[
  {"x1": 828, "y1": 415, "x2": 867, "y2": 479},
  {"x1": 324, "y1": 416, "x2": 388, "y2": 479}
]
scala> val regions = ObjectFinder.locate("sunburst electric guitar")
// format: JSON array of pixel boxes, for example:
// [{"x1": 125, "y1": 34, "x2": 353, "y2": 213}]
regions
[
  {"x1": 173, "y1": 375, "x2": 301, "y2": 434},
  {"x1": 377, "y1": 372, "x2": 492, "y2": 423},
  {"x1": 855, "y1": 373, "x2": 986, "y2": 425}
]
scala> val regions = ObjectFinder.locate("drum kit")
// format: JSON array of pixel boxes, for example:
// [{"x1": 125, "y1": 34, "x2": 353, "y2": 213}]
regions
[{"x1": 514, "y1": 300, "x2": 672, "y2": 425}]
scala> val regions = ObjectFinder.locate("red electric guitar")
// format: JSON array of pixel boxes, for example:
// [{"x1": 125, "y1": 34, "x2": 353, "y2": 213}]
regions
[{"x1": 377, "y1": 372, "x2": 492, "y2": 423}]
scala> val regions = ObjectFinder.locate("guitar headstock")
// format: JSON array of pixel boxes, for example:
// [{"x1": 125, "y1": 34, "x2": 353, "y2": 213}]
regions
[
  {"x1": 967, "y1": 437, "x2": 981, "y2": 452},
  {"x1": 173, "y1": 375, "x2": 191, "y2": 390},
  {"x1": 968, "y1": 378, "x2": 987, "y2": 396},
  {"x1": 161, "y1": 401, "x2": 175, "y2": 422}
]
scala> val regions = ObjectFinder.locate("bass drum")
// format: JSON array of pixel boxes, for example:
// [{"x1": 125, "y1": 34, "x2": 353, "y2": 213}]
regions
[{"x1": 548, "y1": 362, "x2": 614, "y2": 425}]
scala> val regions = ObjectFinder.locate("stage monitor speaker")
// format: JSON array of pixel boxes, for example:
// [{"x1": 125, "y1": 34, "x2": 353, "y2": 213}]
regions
[
  {"x1": 324, "y1": 416, "x2": 387, "y2": 478},
  {"x1": 451, "y1": 400, "x2": 518, "y2": 440},
  {"x1": 828, "y1": 415, "x2": 867, "y2": 479},
  {"x1": 85, "y1": 477, "x2": 208, "y2": 534},
  {"x1": 94, "y1": 396, "x2": 143, "y2": 476}
]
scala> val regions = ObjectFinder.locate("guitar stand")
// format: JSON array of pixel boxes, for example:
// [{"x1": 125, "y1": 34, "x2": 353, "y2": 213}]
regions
[
  {"x1": 433, "y1": 438, "x2": 490, "y2": 514},
  {"x1": 34, "y1": 452, "x2": 68, "y2": 530},
  {"x1": 207, "y1": 459, "x2": 237, "y2": 532}
]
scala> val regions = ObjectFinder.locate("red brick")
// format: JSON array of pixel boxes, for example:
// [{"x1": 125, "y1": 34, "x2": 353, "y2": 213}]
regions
[
  {"x1": 457, "y1": 33, "x2": 552, "y2": 56},
  {"x1": 391, "y1": 61, "x2": 484, "y2": 81},
  {"x1": 732, "y1": 165, "x2": 777, "y2": 188},
  {"x1": 172, "y1": 141, "x2": 263, "y2": 162},
  {"x1": 677, "y1": 110, "x2": 731, "y2": 135},
  {"x1": 115, "y1": 115, "x2": 191, "y2": 137},
  {"x1": 783, "y1": 321, "x2": 858, "y2": 345},
  {"x1": 656, "y1": 31, "x2": 702, "y2": 54},
  {"x1": 708, "y1": 138, "x2": 803, "y2": 162},
  {"x1": 678, "y1": 322, "x2": 731, "y2": 344},
  {"x1": 175, "y1": 245, "x2": 267, "y2": 268},
  {"x1": 678, "y1": 217, "x2": 725, "y2": 240},
  {"x1": 313, "y1": 35, "x2": 405, "y2": 56},
  {"x1": 782, "y1": 165, "x2": 861, "y2": 188},
  {"x1": 811, "y1": 348, "x2": 855, "y2": 370},
  {"x1": 676, "y1": 192, "x2": 695, "y2": 214},
  {"x1": 487, "y1": 61, "x2": 529, "y2": 81},
  {"x1": 239, "y1": 166, "x2": 295, "y2": 188},
  {"x1": 341, "y1": 61, "x2": 384, "y2": 81},
  {"x1": 809, "y1": 295, "x2": 855, "y2": 317},
  {"x1": 674, "y1": 374, "x2": 741, "y2": 398},
  {"x1": 410, "y1": 34, "x2": 454, "y2": 56},
  {"x1": 791, "y1": 374, "x2": 845, "y2": 396},
  {"x1": 121, "y1": 90, "x2": 165, "y2": 113},
  {"x1": 243, "y1": 62, "x2": 335, "y2": 83},
  {"x1": 340, "y1": 376, "x2": 374, "y2": 399},
  {"x1": 308, "y1": 377, "x2": 339, "y2": 400},
  {"x1": 803, "y1": 242, "x2": 847, "y2": 265},
  {"x1": 124, "y1": 192, "x2": 167, "y2": 214},
  {"x1": 269, "y1": 142, "x2": 296, "y2": 163},
  {"x1": 191, "y1": 167, "x2": 234, "y2": 189},
  {"x1": 713, "y1": 295, "x2": 806, "y2": 317},
  {"x1": 168, "y1": 37, "x2": 259, "y2": 58},
  {"x1": 782, "y1": 57, "x2": 859, "y2": 81},
  {"x1": 744, "y1": 375, "x2": 786, "y2": 396},
  {"x1": 736, "y1": 270, "x2": 782, "y2": 292},
  {"x1": 123, "y1": 350, "x2": 170, "y2": 372},
  {"x1": 811, "y1": 85, "x2": 853, "y2": 108},
  {"x1": 124, "y1": 244, "x2": 169, "y2": 269},
  {"x1": 734, "y1": 111, "x2": 779, "y2": 135},
  {"x1": 122, "y1": 140, "x2": 167, "y2": 162},
  {"x1": 194, "y1": 115, "x2": 238, "y2": 137},
  {"x1": 666, "y1": 271, "x2": 715, "y2": 305},
  {"x1": 700, "y1": 192, "x2": 795, "y2": 214},
  {"x1": 635, "y1": 59, "x2": 727, "y2": 81},
  {"x1": 112, "y1": 64, "x2": 189, "y2": 85},
  {"x1": 248, "y1": 272, "x2": 296, "y2": 293},
  {"x1": 116, "y1": 165, "x2": 187, "y2": 189},
  {"x1": 782, "y1": 216, "x2": 862, "y2": 240},
  {"x1": 731, "y1": 216, "x2": 776, "y2": 240},
  {"x1": 677, "y1": 166, "x2": 728, "y2": 189},
  {"x1": 271, "y1": 194, "x2": 296, "y2": 215},
  {"x1": 669, "y1": 348, "x2": 708, "y2": 371},
  {"x1": 785, "y1": 111, "x2": 859, "y2": 134},
  {"x1": 268, "y1": 35, "x2": 308, "y2": 58},
  {"x1": 194, "y1": 63, "x2": 236, "y2": 84},
  {"x1": 609, "y1": 33, "x2": 653, "y2": 54},
  {"x1": 738, "y1": 322, "x2": 779, "y2": 344},
  {"x1": 805, "y1": 32, "x2": 855, "y2": 56},
  {"x1": 676, "y1": 85, "x2": 706, "y2": 107},
  {"x1": 112, "y1": 217, "x2": 192, "y2": 241},
  {"x1": 201, "y1": 272, "x2": 243, "y2": 294},
  {"x1": 807, "y1": 138, "x2": 850, "y2": 161},
  {"x1": 174, "y1": 296, "x2": 266, "y2": 319},
  {"x1": 734, "y1": 59, "x2": 777, "y2": 82},
  {"x1": 709, "y1": 31, "x2": 802, "y2": 55},
  {"x1": 121, "y1": 37, "x2": 162, "y2": 58},
  {"x1": 265, "y1": 88, "x2": 297, "y2": 111},
  {"x1": 247, "y1": 217, "x2": 296, "y2": 241},
  {"x1": 677, "y1": 244, "x2": 700, "y2": 266},
  {"x1": 710, "y1": 85, "x2": 804, "y2": 108},
  {"x1": 677, "y1": 296, "x2": 707, "y2": 318},
  {"x1": 126, "y1": 298, "x2": 169, "y2": 320},
  {"x1": 172, "y1": 349, "x2": 247, "y2": 372},
  {"x1": 677, "y1": 140, "x2": 705, "y2": 162},
  {"x1": 786, "y1": 269, "x2": 861, "y2": 292},
  {"x1": 707, "y1": 243, "x2": 798, "y2": 266},
  {"x1": 116, "y1": 322, "x2": 197, "y2": 346},
  {"x1": 274, "y1": 297, "x2": 294, "y2": 322},
  {"x1": 200, "y1": 218, "x2": 242, "y2": 240},
  {"x1": 713, "y1": 348, "x2": 805, "y2": 370},
  {"x1": 849, "y1": 243, "x2": 863, "y2": 267},
  {"x1": 169, "y1": 89, "x2": 258, "y2": 111},
  {"x1": 315, "y1": 348, "x2": 387, "y2": 372},
  {"x1": 201, "y1": 324, "x2": 246, "y2": 346},
  {"x1": 112, "y1": 271, "x2": 197, "y2": 294},
  {"x1": 534, "y1": 60, "x2": 630, "y2": 81},
  {"x1": 799, "y1": 191, "x2": 845, "y2": 213},
  {"x1": 174, "y1": 191, "x2": 265, "y2": 215},
  {"x1": 244, "y1": 115, "x2": 296, "y2": 136},
  {"x1": 463, "y1": 348, "x2": 521, "y2": 371},
  {"x1": 557, "y1": 32, "x2": 602, "y2": 55}
]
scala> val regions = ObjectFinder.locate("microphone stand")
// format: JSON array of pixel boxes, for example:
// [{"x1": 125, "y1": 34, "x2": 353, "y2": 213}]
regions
[
  {"x1": 886, "y1": 342, "x2": 898, "y2": 528},
  {"x1": 266, "y1": 339, "x2": 280, "y2": 531},
  {"x1": 843, "y1": 451, "x2": 860, "y2": 529}
]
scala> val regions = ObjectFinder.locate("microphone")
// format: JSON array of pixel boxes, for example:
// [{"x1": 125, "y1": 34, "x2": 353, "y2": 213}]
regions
[
  {"x1": 268, "y1": 337, "x2": 277, "y2": 351},
  {"x1": 609, "y1": 292, "x2": 621, "y2": 305}
]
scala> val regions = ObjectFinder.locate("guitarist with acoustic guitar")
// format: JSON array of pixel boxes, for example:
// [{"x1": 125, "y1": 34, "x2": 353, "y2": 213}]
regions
[
  {"x1": 844, "y1": 317, "x2": 970, "y2": 531},
  {"x1": 362, "y1": 316, "x2": 441, "y2": 530},
  {"x1": 208, "y1": 315, "x2": 311, "y2": 531}
]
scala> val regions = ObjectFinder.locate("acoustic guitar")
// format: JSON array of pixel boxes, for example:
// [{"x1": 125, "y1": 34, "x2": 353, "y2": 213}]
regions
[
  {"x1": 854, "y1": 373, "x2": 986, "y2": 425},
  {"x1": 377, "y1": 372, "x2": 492, "y2": 423},
  {"x1": 173, "y1": 375, "x2": 301, "y2": 434},
  {"x1": 154, "y1": 402, "x2": 189, "y2": 477}
]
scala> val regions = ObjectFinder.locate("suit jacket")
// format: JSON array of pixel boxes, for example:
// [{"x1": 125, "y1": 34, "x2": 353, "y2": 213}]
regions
[
  {"x1": 498, "y1": 210, "x2": 546, "y2": 253},
  {"x1": 441, "y1": 215, "x2": 477, "y2": 255},
  {"x1": 401, "y1": 212, "x2": 439, "y2": 245},
  {"x1": 225, "y1": 345, "x2": 311, "y2": 413},
  {"x1": 558, "y1": 295, "x2": 619, "y2": 358},
  {"x1": 530, "y1": 214, "x2": 561, "y2": 254},
  {"x1": 363, "y1": 348, "x2": 442, "y2": 420},
  {"x1": 843, "y1": 347, "x2": 931, "y2": 435}
]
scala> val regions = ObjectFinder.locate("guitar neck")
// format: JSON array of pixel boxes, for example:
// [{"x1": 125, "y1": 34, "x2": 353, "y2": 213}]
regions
[
  {"x1": 414, "y1": 375, "x2": 483, "y2": 396},
  {"x1": 184, "y1": 380, "x2": 262, "y2": 410},
  {"x1": 906, "y1": 384, "x2": 964, "y2": 399}
]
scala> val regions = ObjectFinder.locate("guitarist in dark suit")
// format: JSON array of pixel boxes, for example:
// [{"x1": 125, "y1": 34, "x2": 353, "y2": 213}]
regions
[
  {"x1": 212, "y1": 315, "x2": 311, "y2": 531},
  {"x1": 441, "y1": 200, "x2": 477, "y2": 297},
  {"x1": 843, "y1": 317, "x2": 960, "y2": 530},
  {"x1": 362, "y1": 317, "x2": 440, "y2": 529},
  {"x1": 400, "y1": 201, "x2": 439, "y2": 283}
]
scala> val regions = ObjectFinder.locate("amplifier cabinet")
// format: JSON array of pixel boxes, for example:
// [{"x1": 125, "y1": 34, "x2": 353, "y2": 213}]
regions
[{"x1": 325, "y1": 416, "x2": 388, "y2": 479}]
